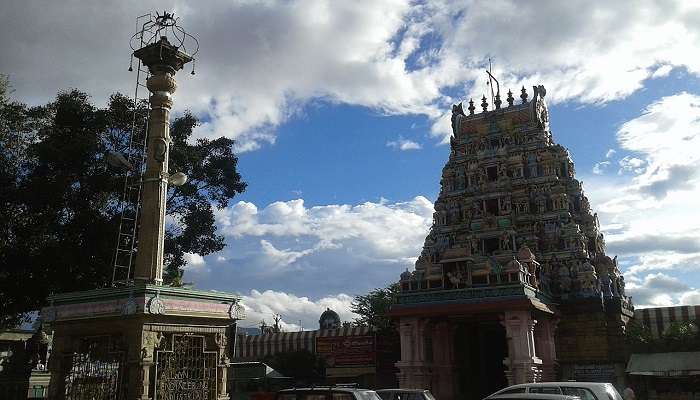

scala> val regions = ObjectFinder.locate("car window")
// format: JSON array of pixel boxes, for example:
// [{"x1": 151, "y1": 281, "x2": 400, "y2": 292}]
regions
[
  {"x1": 356, "y1": 392, "x2": 382, "y2": 400},
  {"x1": 529, "y1": 387, "x2": 562, "y2": 394},
  {"x1": 562, "y1": 387, "x2": 597, "y2": 400},
  {"x1": 500, "y1": 388, "x2": 527, "y2": 394},
  {"x1": 301, "y1": 395, "x2": 328, "y2": 400},
  {"x1": 377, "y1": 393, "x2": 392, "y2": 400}
]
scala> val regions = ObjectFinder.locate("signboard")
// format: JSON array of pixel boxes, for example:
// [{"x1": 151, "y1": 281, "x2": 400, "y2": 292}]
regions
[
  {"x1": 573, "y1": 364, "x2": 617, "y2": 383},
  {"x1": 316, "y1": 335, "x2": 375, "y2": 367}
]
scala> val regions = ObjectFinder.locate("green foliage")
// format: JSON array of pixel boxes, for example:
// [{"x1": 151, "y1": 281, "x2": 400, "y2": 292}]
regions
[
  {"x1": 626, "y1": 319, "x2": 700, "y2": 353},
  {"x1": 351, "y1": 282, "x2": 400, "y2": 332},
  {"x1": 0, "y1": 85, "x2": 245, "y2": 327}
]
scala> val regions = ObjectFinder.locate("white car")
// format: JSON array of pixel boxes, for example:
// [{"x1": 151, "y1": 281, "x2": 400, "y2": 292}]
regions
[
  {"x1": 487, "y1": 394, "x2": 581, "y2": 400},
  {"x1": 277, "y1": 387, "x2": 382, "y2": 400},
  {"x1": 487, "y1": 382, "x2": 623, "y2": 400},
  {"x1": 376, "y1": 389, "x2": 436, "y2": 400}
]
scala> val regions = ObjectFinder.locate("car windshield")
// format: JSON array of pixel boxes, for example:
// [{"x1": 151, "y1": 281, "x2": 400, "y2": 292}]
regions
[
  {"x1": 356, "y1": 391, "x2": 382, "y2": 400},
  {"x1": 605, "y1": 385, "x2": 623, "y2": 400}
]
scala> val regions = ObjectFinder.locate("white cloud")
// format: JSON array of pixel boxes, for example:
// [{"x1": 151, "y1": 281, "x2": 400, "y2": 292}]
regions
[
  {"x1": 605, "y1": 149, "x2": 617, "y2": 159},
  {"x1": 183, "y1": 252, "x2": 206, "y2": 271},
  {"x1": 582, "y1": 93, "x2": 700, "y2": 307},
  {"x1": 5, "y1": 2, "x2": 700, "y2": 148},
  {"x1": 651, "y1": 65, "x2": 674, "y2": 79},
  {"x1": 387, "y1": 136, "x2": 422, "y2": 151},
  {"x1": 617, "y1": 156, "x2": 646, "y2": 175},
  {"x1": 625, "y1": 272, "x2": 698, "y2": 308},
  {"x1": 592, "y1": 161, "x2": 610, "y2": 175},
  {"x1": 217, "y1": 196, "x2": 434, "y2": 261},
  {"x1": 187, "y1": 196, "x2": 434, "y2": 299},
  {"x1": 238, "y1": 289, "x2": 357, "y2": 331}
]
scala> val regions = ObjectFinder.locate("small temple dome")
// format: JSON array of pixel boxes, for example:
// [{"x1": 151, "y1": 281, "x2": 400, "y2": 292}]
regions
[{"x1": 319, "y1": 307, "x2": 341, "y2": 330}]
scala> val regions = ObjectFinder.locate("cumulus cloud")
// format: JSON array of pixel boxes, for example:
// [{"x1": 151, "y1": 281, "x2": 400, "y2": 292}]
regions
[
  {"x1": 582, "y1": 93, "x2": 700, "y2": 307},
  {"x1": 4, "y1": 1, "x2": 700, "y2": 148},
  {"x1": 183, "y1": 252, "x2": 206, "y2": 271},
  {"x1": 217, "y1": 196, "x2": 433, "y2": 261},
  {"x1": 592, "y1": 161, "x2": 610, "y2": 175},
  {"x1": 187, "y1": 196, "x2": 434, "y2": 299},
  {"x1": 387, "y1": 136, "x2": 422, "y2": 151},
  {"x1": 238, "y1": 289, "x2": 357, "y2": 331},
  {"x1": 626, "y1": 273, "x2": 697, "y2": 308}
]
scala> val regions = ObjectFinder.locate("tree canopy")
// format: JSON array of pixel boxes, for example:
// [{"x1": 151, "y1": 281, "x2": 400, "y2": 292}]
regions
[
  {"x1": 351, "y1": 282, "x2": 400, "y2": 332},
  {"x1": 626, "y1": 319, "x2": 700, "y2": 353},
  {"x1": 0, "y1": 81, "x2": 246, "y2": 327}
]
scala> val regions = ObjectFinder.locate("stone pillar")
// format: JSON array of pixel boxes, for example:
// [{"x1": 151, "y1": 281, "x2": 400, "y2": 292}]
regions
[
  {"x1": 215, "y1": 331, "x2": 231, "y2": 400},
  {"x1": 535, "y1": 317, "x2": 558, "y2": 381},
  {"x1": 47, "y1": 336, "x2": 69, "y2": 400},
  {"x1": 501, "y1": 311, "x2": 542, "y2": 384},
  {"x1": 395, "y1": 317, "x2": 431, "y2": 390},
  {"x1": 133, "y1": 70, "x2": 175, "y2": 285},
  {"x1": 139, "y1": 330, "x2": 163, "y2": 400},
  {"x1": 431, "y1": 321, "x2": 456, "y2": 400},
  {"x1": 131, "y1": 37, "x2": 193, "y2": 285}
]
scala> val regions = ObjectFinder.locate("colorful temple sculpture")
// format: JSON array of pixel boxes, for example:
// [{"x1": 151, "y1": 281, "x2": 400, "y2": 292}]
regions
[{"x1": 390, "y1": 85, "x2": 634, "y2": 400}]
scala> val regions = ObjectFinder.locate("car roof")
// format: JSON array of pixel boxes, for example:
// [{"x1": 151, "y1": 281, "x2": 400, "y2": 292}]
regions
[
  {"x1": 279, "y1": 388, "x2": 373, "y2": 393},
  {"x1": 502, "y1": 383, "x2": 611, "y2": 389},
  {"x1": 487, "y1": 394, "x2": 580, "y2": 400},
  {"x1": 376, "y1": 389, "x2": 428, "y2": 393}
]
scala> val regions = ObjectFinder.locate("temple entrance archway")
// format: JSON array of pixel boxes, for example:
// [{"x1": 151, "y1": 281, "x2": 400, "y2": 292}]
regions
[{"x1": 454, "y1": 319, "x2": 508, "y2": 400}]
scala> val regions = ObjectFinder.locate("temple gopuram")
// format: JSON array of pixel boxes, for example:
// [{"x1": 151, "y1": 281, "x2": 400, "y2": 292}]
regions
[{"x1": 389, "y1": 85, "x2": 634, "y2": 400}]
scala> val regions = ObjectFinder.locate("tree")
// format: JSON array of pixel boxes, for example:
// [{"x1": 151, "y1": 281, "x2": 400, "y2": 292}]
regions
[
  {"x1": 0, "y1": 85, "x2": 246, "y2": 327},
  {"x1": 351, "y1": 282, "x2": 400, "y2": 332},
  {"x1": 626, "y1": 319, "x2": 700, "y2": 353}
]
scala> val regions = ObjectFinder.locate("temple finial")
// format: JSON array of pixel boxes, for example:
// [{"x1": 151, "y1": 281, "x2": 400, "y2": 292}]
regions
[
  {"x1": 520, "y1": 86, "x2": 528, "y2": 104},
  {"x1": 507, "y1": 89, "x2": 514, "y2": 106},
  {"x1": 481, "y1": 96, "x2": 488, "y2": 112},
  {"x1": 495, "y1": 92, "x2": 502, "y2": 110},
  {"x1": 468, "y1": 98, "x2": 475, "y2": 115}
]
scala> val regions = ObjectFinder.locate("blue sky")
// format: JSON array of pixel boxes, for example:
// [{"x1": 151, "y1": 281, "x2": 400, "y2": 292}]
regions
[{"x1": 2, "y1": 1, "x2": 700, "y2": 330}]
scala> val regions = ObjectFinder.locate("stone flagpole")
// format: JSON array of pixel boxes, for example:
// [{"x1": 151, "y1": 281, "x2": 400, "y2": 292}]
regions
[{"x1": 132, "y1": 36, "x2": 192, "y2": 285}]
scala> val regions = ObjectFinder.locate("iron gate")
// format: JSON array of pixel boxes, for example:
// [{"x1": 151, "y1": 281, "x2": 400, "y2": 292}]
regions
[
  {"x1": 155, "y1": 334, "x2": 218, "y2": 400},
  {"x1": 63, "y1": 336, "x2": 127, "y2": 400}
]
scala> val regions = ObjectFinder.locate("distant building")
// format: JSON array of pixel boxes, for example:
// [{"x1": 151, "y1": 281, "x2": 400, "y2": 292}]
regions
[
  {"x1": 626, "y1": 305, "x2": 700, "y2": 400},
  {"x1": 234, "y1": 309, "x2": 398, "y2": 388}
]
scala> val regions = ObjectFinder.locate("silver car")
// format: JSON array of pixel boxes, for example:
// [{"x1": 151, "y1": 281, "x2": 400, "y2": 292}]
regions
[
  {"x1": 277, "y1": 387, "x2": 382, "y2": 400},
  {"x1": 488, "y1": 382, "x2": 623, "y2": 400},
  {"x1": 376, "y1": 389, "x2": 436, "y2": 400}
]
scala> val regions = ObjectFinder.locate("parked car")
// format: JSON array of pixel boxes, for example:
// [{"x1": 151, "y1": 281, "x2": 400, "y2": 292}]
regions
[
  {"x1": 487, "y1": 382, "x2": 624, "y2": 400},
  {"x1": 486, "y1": 394, "x2": 581, "y2": 400},
  {"x1": 376, "y1": 389, "x2": 436, "y2": 400},
  {"x1": 276, "y1": 387, "x2": 382, "y2": 400}
]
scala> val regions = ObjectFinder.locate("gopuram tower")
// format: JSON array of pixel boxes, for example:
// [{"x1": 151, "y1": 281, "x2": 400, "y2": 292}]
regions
[{"x1": 389, "y1": 84, "x2": 634, "y2": 400}]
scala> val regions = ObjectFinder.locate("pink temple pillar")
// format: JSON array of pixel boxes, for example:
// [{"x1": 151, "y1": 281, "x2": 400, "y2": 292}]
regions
[
  {"x1": 396, "y1": 317, "x2": 431, "y2": 390},
  {"x1": 535, "y1": 317, "x2": 558, "y2": 381},
  {"x1": 431, "y1": 321, "x2": 456, "y2": 400},
  {"x1": 501, "y1": 310, "x2": 542, "y2": 384}
]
